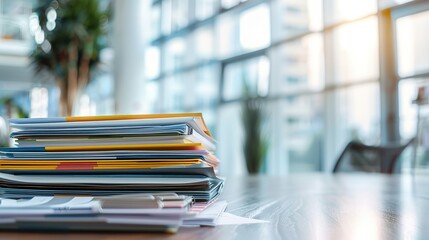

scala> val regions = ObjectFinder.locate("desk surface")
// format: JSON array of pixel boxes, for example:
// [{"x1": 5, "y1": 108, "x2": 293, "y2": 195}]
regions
[{"x1": 2, "y1": 174, "x2": 429, "y2": 240}]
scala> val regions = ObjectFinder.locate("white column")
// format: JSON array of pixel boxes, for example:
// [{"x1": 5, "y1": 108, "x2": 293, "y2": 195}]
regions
[{"x1": 113, "y1": 0, "x2": 150, "y2": 114}]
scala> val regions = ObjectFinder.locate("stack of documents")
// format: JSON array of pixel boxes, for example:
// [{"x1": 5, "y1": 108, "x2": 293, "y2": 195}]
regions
[
  {"x1": 0, "y1": 193, "x2": 196, "y2": 232},
  {"x1": 0, "y1": 113, "x2": 223, "y2": 203}
]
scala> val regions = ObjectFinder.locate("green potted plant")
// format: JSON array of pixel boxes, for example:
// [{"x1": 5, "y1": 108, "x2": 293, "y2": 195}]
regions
[
  {"x1": 241, "y1": 85, "x2": 268, "y2": 174},
  {"x1": 32, "y1": 0, "x2": 109, "y2": 116}
]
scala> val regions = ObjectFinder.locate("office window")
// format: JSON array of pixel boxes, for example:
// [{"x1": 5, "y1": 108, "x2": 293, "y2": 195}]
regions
[
  {"x1": 396, "y1": 8, "x2": 429, "y2": 142},
  {"x1": 222, "y1": 56, "x2": 270, "y2": 101},
  {"x1": 270, "y1": 0, "x2": 323, "y2": 42},
  {"x1": 171, "y1": 0, "x2": 189, "y2": 31},
  {"x1": 379, "y1": 0, "x2": 414, "y2": 9},
  {"x1": 194, "y1": 26, "x2": 215, "y2": 62},
  {"x1": 222, "y1": 60, "x2": 244, "y2": 100},
  {"x1": 163, "y1": 37, "x2": 186, "y2": 72},
  {"x1": 183, "y1": 31, "x2": 196, "y2": 67},
  {"x1": 217, "y1": 102, "x2": 247, "y2": 176},
  {"x1": 184, "y1": 26, "x2": 215, "y2": 67},
  {"x1": 221, "y1": 0, "x2": 241, "y2": 9},
  {"x1": 239, "y1": 3, "x2": 270, "y2": 51},
  {"x1": 163, "y1": 74, "x2": 185, "y2": 112},
  {"x1": 195, "y1": 0, "x2": 218, "y2": 21},
  {"x1": 193, "y1": 65, "x2": 219, "y2": 132},
  {"x1": 76, "y1": 73, "x2": 114, "y2": 116},
  {"x1": 269, "y1": 33, "x2": 324, "y2": 95},
  {"x1": 329, "y1": 17, "x2": 379, "y2": 85},
  {"x1": 194, "y1": 65, "x2": 219, "y2": 110},
  {"x1": 149, "y1": 3, "x2": 161, "y2": 40},
  {"x1": 216, "y1": 4, "x2": 270, "y2": 58},
  {"x1": 146, "y1": 0, "x2": 412, "y2": 175},
  {"x1": 325, "y1": 82, "x2": 380, "y2": 167},
  {"x1": 324, "y1": 0, "x2": 377, "y2": 25},
  {"x1": 144, "y1": 46, "x2": 160, "y2": 79},
  {"x1": 398, "y1": 78, "x2": 426, "y2": 139},
  {"x1": 161, "y1": 0, "x2": 172, "y2": 35},
  {"x1": 396, "y1": 10, "x2": 429, "y2": 78},
  {"x1": 143, "y1": 80, "x2": 161, "y2": 113},
  {"x1": 278, "y1": 95, "x2": 324, "y2": 172},
  {"x1": 216, "y1": 12, "x2": 239, "y2": 58}
]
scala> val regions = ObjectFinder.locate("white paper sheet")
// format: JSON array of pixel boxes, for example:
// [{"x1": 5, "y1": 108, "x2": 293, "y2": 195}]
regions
[
  {"x1": 182, "y1": 201, "x2": 268, "y2": 227},
  {"x1": 0, "y1": 196, "x2": 54, "y2": 208},
  {"x1": 183, "y1": 200, "x2": 227, "y2": 226},
  {"x1": 0, "y1": 172, "x2": 210, "y2": 185},
  {"x1": 216, "y1": 212, "x2": 269, "y2": 225}
]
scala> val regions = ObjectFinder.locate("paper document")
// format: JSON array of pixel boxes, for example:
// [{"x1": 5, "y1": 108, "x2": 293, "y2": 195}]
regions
[
  {"x1": 217, "y1": 213, "x2": 269, "y2": 225},
  {"x1": 183, "y1": 200, "x2": 227, "y2": 226}
]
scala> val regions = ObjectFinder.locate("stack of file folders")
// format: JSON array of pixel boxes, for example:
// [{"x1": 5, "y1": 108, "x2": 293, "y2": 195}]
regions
[
  {"x1": 0, "y1": 113, "x2": 224, "y2": 204},
  {"x1": 0, "y1": 193, "x2": 227, "y2": 232}
]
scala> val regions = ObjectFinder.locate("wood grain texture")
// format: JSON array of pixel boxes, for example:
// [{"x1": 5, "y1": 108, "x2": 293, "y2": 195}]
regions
[{"x1": 1, "y1": 174, "x2": 429, "y2": 240}]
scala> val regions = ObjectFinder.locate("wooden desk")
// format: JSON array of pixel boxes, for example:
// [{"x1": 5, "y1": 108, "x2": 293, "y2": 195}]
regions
[{"x1": 2, "y1": 174, "x2": 429, "y2": 240}]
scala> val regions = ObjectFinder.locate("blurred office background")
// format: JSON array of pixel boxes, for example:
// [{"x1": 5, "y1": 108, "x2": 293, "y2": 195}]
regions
[{"x1": 0, "y1": 0, "x2": 428, "y2": 176}]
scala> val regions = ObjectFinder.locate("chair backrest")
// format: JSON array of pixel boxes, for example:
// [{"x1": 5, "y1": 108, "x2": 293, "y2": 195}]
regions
[{"x1": 333, "y1": 138, "x2": 415, "y2": 174}]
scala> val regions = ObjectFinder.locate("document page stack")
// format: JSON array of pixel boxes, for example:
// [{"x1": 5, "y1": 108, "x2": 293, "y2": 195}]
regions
[{"x1": 0, "y1": 113, "x2": 225, "y2": 232}]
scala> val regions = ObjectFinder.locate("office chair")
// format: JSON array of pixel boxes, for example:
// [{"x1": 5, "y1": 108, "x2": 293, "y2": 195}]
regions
[{"x1": 333, "y1": 138, "x2": 415, "y2": 174}]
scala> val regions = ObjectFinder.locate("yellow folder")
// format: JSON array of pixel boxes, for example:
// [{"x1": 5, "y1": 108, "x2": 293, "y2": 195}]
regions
[
  {"x1": 44, "y1": 143, "x2": 203, "y2": 151},
  {"x1": 65, "y1": 112, "x2": 212, "y2": 137}
]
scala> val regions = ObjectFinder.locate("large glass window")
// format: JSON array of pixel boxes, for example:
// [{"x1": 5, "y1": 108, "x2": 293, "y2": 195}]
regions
[
  {"x1": 329, "y1": 17, "x2": 379, "y2": 85},
  {"x1": 398, "y1": 78, "x2": 427, "y2": 139},
  {"x1": 216, "y1": 12, "x2": 239, "y2": 58},
  {"x1": 194, "y1": 26, "x2": 215, "y2": 62},
  {"x1": 270, "y1": 0, "x2": 323, "y2": 42},
  {"x1": 194, "y1": 65, "x2": 219, "y2": 111},
  {"x1": 278, "y1": 95, "x2": 324, "y2": 172},
  {"x1": 216, "y1": 3, "x2": 270, "y2": 58},
  {"x1": 379, "y1": 0, "x2": 415, "y2": 10},
  {"x1": 239, "y1": 3, "x2": 270, "y2": 51},
  {"x1": 163, "y1": 37, "x2": 186, "y2": 72},
  {"x1": 195, "y1": 0, "x2": 218, "y2": 20},
  {"x1": 325, "y1": 82, "x2": 380, "y2": 168},
  {"x1": 396, "y1": 9, "x2": 429, "y2": 142},
  {"x1": 269, "y1": 34, "x2": 324, "y2": 95},
  {"x1": 221, "y1": 0, "x2": 241, "y2": 10},
  {"x1": 147, "y1": 0, "x2": 425, "y2": 175},
  {"x1": 324, "y1": 0, "x2": 377, "y2": 25},
  {"x1": 222, "y1": 56, "x2": 270, "y2": 101},
  {"x1": 193, "y1": 65, "x2": 219, "y2": 131},
  {"x1": 171, "y1": 0, "x2": 189, "y2": 31},
  {"x1": 161, "y1": 0, "x2": 172, "y2": 35},
  {"x1": 144, "y1": 46, "x2": 160, "y2": 79},
  {"x1": 149, "y1": 3, "x2": 161, "y2": 40},
  {"x1": 76, "y1": 73, "x2": 114, "y2": 116},
  {"x1": 163, "y1": 74, "x2": 185, "y2": 112},
  {"x1": 217, "y1": 102, "x2": 247, "y2": 176},
  {"x1": 396, "y1": 10, "x2": 429, "y2": 78},
  {"x1": 143, "y1": 80, "x2": 161, "y2": 113}
]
